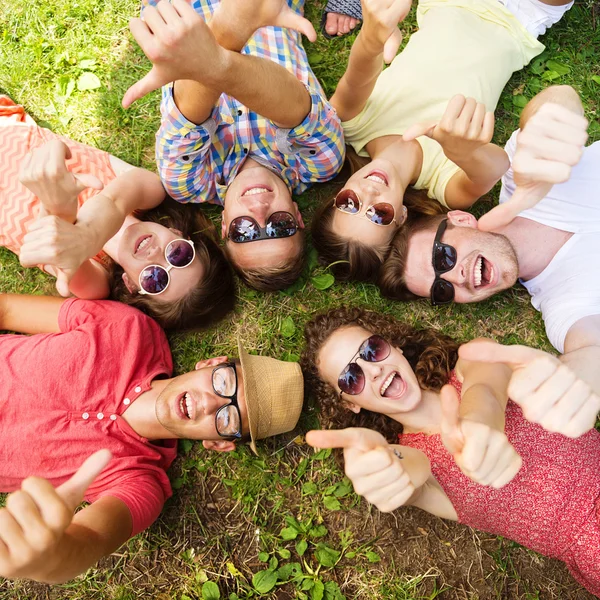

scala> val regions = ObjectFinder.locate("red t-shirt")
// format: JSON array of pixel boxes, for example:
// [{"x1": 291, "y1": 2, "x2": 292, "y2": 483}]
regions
[{"x1": 0, "y1": 299, "x2": 177, "y2": 537}]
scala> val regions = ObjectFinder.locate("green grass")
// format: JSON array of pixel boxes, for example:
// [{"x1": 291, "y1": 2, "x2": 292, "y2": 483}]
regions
[{"x1": 1, "y1": 0, "x2": 599, "y2": 598}]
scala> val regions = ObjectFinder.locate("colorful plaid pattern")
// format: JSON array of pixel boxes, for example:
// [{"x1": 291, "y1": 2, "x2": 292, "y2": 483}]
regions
[{"x1": 143, "y1": 0, "x2": 345, "y2": 206}]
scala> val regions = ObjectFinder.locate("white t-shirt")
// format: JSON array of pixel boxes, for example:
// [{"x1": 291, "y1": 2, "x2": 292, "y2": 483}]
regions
[{"x1": 499, "y1": 131, "x2": 600, "y2": 353}]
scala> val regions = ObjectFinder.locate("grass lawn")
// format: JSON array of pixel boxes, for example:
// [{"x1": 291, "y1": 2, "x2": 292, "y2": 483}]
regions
[{"x1": 1, "y1": 1, "x2": 599, "y2": 598}]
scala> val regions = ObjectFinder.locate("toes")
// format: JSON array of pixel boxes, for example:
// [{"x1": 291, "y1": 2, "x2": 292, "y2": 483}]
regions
[{"x1": 325, "y1": 12, "x2": 340, "y2": 35}]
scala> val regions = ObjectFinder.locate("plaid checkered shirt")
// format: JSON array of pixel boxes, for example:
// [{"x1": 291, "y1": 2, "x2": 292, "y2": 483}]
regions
[{"x1": 143, "y1": 0, "x2": 345, "y2": 206}]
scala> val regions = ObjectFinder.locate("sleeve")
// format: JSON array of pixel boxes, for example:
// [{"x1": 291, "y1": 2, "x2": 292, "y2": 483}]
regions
[
  {"x1": 414, "y1": 136, "x2": 461, "y2": 208},
  {"x1": 88, "y1": 472, "x2": 172, "y2": 537},
  {"x1": 58, "y1": 299, "x2": 142, "y2": 332},
  {"x1": 154, "y1": 85, "x2": 223, "y2": 205},
  {"x1": 499, "y1": 130, "x2": 519, "y2": 206},
  {"x1": 269, "y1": 85, "x2": 345, "y2": 185}
]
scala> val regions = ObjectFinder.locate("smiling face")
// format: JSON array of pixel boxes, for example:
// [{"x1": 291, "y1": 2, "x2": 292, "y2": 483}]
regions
[
  {"x1": 331, "y1": 159, "x2": 406, "y2": 247},
  {"x1": 117, "y1": 221, "x2": 205, "y2": 304},
  {"x1": 154, "y1": 357, "x2": 250, "y2": 451},
  {"x1": 317, "y1": 325, "x2": 422, "y2": 417},
  {"x1": 222, "y1": 163, "x2": 305, "y2": 271},
  {"x1": 404, "y1": 212, "x2": 519, "y2": 303}
]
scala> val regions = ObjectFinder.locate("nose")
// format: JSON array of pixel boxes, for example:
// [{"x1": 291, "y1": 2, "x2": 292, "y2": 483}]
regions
[
  {"x1": 444, "y1": 260, "x2": 468, "y2": 286},
  {"x1": 202, "y1": 390, "x2": 229, "y2": 416},
  {"x1": 357, "y1": 183, "x2": 381, "y2": 206},
  {"x1": 358, "y1": 360, "x2": 383, "y2": 381},
  {"x1": 246, "y1": 202, "x2": 270, "y2": 226}
]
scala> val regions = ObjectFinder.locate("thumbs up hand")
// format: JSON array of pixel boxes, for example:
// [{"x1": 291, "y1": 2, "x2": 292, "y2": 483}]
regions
[
  {"x1": 477, "y1": 103, "x2": 588, "y2": 232},
  {"x1": 459, "y1": 340, "x2": 600, "y2": 438},
  {"x1": 440, "y1": 384, "x2": 522, "y2": 488},
  {"x1": 306, "y1": 428, "x2": 416, "y2": 512},
  {"x1": 0, "y1": 450, "x2": 111, "y2": 580}
]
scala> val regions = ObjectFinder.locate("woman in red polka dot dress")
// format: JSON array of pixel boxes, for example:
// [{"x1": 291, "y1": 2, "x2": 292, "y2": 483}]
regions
[{"x1": 302, "y1": 307, "x2": 600, "y2": 597}]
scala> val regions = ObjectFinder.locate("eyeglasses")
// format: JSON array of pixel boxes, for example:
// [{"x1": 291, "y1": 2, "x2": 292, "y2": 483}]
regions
[
  {"x1": 333, "y1": 189, "x2": 397, "y2": 226},
  {"x1": 228, "y1": 212, "x2": 298, "y2": 243},
  {"x1": 430, "y1": 219, "x2": 457, "y2": 306},
  {"x1": 338, "y1": 335, "x2": 391, "y2": 396},
  {"x1": 138, "y1": 238, "x2": 196, "y2": 296},
  {"x1": 212, "y1": 362, "x2": 243, "y2": 439}
]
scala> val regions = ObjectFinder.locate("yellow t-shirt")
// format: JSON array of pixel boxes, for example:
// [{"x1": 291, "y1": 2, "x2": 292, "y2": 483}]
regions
[{"x1": 342, "y1": 0, "x2": 544, "y2": 206}]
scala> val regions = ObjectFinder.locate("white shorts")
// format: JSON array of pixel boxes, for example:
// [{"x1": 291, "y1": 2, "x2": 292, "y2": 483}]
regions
[{"x1": 498, "y1": 0, "x2": 574, "y2": 37}]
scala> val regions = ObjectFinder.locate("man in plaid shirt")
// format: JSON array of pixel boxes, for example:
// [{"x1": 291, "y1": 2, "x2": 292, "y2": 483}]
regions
[{"x1": 123, "y1": 0, "x2": 345, "y2": 290}]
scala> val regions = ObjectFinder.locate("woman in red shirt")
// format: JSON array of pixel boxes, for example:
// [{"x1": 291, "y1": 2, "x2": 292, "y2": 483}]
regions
[
  {"x1": 302, "y1": 307, "x2": 600, "y2": 596},
  {"x1": 0, "y1": 96, "x2": 234, "y2": 331}
]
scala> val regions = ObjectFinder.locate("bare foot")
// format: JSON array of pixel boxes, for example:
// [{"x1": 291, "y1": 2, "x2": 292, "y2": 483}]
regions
[{"x1": 324, "y1": 12, "x2": 359, "y2": 36}]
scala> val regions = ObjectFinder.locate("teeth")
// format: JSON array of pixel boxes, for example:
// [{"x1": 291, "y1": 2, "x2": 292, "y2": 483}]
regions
[
  {"x1": 243, "y1": 187, "x2": 269, "y2": 196},
  {"x1": 474, "y1": 257, "x2": 483, "y2": 287},
  {"x1": 137, "y1": 237, "x2": 150, "y2": 252},
  {"x1": 380, "y1": 372, "x2": 396, "y2": 396},
  {"x1": 366, "y1": 175, "x2": 386, "y2": 185},
  {"x1": 185, "y1": 393, "x2": 192, "y2": 419}
]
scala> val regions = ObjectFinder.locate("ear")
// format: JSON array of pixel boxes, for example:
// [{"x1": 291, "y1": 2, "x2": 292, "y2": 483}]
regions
[
  {"x1": 343, "y1": 399, "x2": 361, "y2": 414},
  {"x1": 221, "y1": 215, "x2": 227, "y2": 240},
  {"x1": 399, "y1": 205, "x2": 408, "y2": 226},
  {"x1": 292, "y1": 202, "x2": 306, "y2": 229},
  {"x1": 202, "y1": 440, "x2": 237, "y2": 453},
  {"x1": 447, "y1": 210, "x2": 478, "y2": 229},
  {"x1": 121, "y1": 272, "x2": 139, "y2": 294},
  {"x1": 169, "y1": 228, "x2": 184, "y2": 237},
  {"x1": 195, "y1": 356, "x2": 228, "y2": 370}
]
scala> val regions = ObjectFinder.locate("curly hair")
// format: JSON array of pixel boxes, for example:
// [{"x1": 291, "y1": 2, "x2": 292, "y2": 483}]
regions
[
  {"x1": 109, "y1": 198, "x2": 236, "y2": 332},
  {"x1": 301, "y1": 307, "x2": 458, "y2": 442},
  {"x1": 311, "y1": 149, "x2": 446, "y2": 282},
  {"x1": 379, "y1": 213, "x2": 447, "y2": 301}
]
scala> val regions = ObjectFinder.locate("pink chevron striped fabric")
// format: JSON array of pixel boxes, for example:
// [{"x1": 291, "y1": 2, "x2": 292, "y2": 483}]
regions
[{"x1": 0, "y1": 96, "x2": 116, "y2": 263}]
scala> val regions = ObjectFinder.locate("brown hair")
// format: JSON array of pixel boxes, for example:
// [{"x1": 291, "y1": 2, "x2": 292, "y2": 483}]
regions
[
  {"x1": 301, "y1": 306, "x2": 458, "y2": 442},
  {"x1": 379, "y1": 213, "x2": 447, "y2": 301},
  {"x1": 225, "y1": 231, "x2": 306, "y2": 292},
  {"x1": 109, "y1": 198, "x2": 236, "y2": 332},
  {"x1": 311, "y1": 149, "x2": 444, "y2": 282}
]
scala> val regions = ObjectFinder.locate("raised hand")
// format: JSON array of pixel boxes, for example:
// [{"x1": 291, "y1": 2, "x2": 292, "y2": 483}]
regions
[
  {"x1": 361, "y1": 0, "x2": 412, "y2": 64},
  {"x1": 440, "y1": 385, "x2": 522, "y2": 488},
  {"x1": 459, "y1": 340, "x2": 600, "y2": 438},
  {"x1": 0, "y1": 450, "x2": 111, "y2": 581},
  {"x1": 306, "y1": 428, "x2": 415, "y2": 512},
  {"x1": 403, "y1": 95, "x2": 494, "y2": 161},
  {"x1": 478, "y1": 103, "x2": 589, "y2": 232},
  {"x1": 19, "y1": 140, "x2": 104, "y2": 223},
  {"x1": 122, "y1": 0, "x2": 228, "y2": 108},
  {"x1": 20, "y1": 216, "x2": 100, "y2": 297}
]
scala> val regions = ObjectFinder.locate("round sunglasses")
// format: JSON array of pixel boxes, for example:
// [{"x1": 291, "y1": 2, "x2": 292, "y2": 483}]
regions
[
  {"x1": 430, "y1": 219, "x2": 457, "y2": 306},
  {"x1": 333, "y1": 189, "x2": 397, "y2": 226},
  {"x1": 138, "y1": 238, "x2": 196, "y2": 296},
  {"x1": 337, "y1": 335, "x2": 391, "y2": 396},
  {"x1": 228, "y1": 212, "x2": 298, "y2": 243}
]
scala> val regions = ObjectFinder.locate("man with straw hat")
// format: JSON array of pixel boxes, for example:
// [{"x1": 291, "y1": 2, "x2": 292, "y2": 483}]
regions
[{"x1": 0, "y1": 294, "x2": 303, "y2": 584}]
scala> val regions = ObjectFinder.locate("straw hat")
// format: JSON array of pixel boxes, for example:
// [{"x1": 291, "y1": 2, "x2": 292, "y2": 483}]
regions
[{"x1": 237, "y1": 338, "x2": 304, "y2": 454}]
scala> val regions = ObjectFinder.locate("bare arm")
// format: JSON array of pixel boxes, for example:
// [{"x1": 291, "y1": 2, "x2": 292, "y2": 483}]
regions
[
  {"x1": 0, "y1": 294, "x2": 65, "y2": 334},
  {"x1": 562, "y1": 316, "x2": 600, "y2": 398}
]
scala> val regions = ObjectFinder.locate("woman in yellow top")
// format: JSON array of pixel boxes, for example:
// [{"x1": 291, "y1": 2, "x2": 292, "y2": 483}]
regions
[{"x1": 312, "y1": 0, "x2": 572, "y2": 281}]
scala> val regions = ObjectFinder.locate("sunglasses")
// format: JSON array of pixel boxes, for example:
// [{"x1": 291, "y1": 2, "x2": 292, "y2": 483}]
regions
[
  {"x1": 138, "y1": 238, "x2": 196, "y2": 296},
  {"x1": 212, "y1": 362, "x2": 242, "y2": 439},
  {"x1": 333, "y1": 189, "x2": 397, "y2": 226},
  {"x1": 430, "y1": 219, "x2": 457, "y2": 306},
  {"x1": 338, "y1": 335, "x2": 391, "y2": 396},
  {"x1": 228, "y1": 212, "x2": 298, "y2": 243}
]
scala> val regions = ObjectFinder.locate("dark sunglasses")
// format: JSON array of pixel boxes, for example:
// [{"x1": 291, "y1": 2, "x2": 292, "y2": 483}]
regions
[
  {"x1": 333, "y1": 189, "x2": 397, "y2": 226},
  {"x1": 138, "y1": 239, "x2": 196, "y2": 296},
  {"x1": 228, "y1": 212, "x2": 298, "y2": 243},
  {"x1": 212, "y1": 362, "x2": 243, "y2": 439},
  {"x1": 338, "y1": 335, "x2": 391, "y2": 396},
  {"x1": 430, "y1": 219, "x2": 457, "y2": 306}
]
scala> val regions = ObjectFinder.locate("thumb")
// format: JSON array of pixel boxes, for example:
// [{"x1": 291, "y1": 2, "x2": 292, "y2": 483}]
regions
[
  {"x1": 122, "y1": 68, "x2": 163, "y2": 109},
  {"x1": 55, "y1": 269, "x2": 73, "y2": 298},
  {"x1": 73, "y1": 173, "x2": 104, "y2": 192},
  {"x1": 56, "y1": 449, "x2": 112, "y2": 511},
  {"x1": 306, "y1": 427, "x2": 387, "y2": 452},
  {"x1": 403, "y1": 120, "x2": 438, "y2": 142},
  {"x1": 477, "y1": 186, "x2": 532, "y2": 232},
  {"x1": 279, "y1": 11, "x2": 317, "y2": 43},
  {"x1": 459, "y1": 339, "x2": 546, "y2": 369},
  {"x1": 440, "y1": 384, "x2": 464, "y2": 455},
  {"x1": 382, "y1": 27, "x2": 403, "y2": 64}
]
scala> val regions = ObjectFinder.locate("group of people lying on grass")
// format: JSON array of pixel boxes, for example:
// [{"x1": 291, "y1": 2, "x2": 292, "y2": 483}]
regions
[{"x1": 1, "y1": 0, "x2": 599, "y2": 595}]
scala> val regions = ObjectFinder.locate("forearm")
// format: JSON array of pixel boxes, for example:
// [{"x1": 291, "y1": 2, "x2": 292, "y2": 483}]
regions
[
  {"x1": 561, "y1": 345, "x2": 600, "y2": 397},
  {"x1": 0, "y1": 294, "x2": 64, "y2": 334},
  {"x1": 68, "y1": 260, "x2": 111, "y2": 300},
  {"x1": 389, "y1": 444, "x2": 431, "y2": 489},
  {"x1": 459, "y1": 383, "x2": 507, "y2": 431}
]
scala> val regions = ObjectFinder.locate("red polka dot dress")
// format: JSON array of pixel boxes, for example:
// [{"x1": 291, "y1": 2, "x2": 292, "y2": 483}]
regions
[{"x1": 399, "y1": 372, "x2": 600, "y2": 597}]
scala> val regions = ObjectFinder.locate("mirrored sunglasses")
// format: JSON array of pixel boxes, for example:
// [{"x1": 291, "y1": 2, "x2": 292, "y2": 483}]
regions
[
  {"x1": 228, "y1": 212, "x2": 298, "y2": 243},
  {"x1": 334, "y1": 189, "x2": 397, "y2": 226},
  {"x1": 138, "y1": 238, "x2": 195, "y2": 296},
  {"x1": 338, "y1": 335, "x2": 391, "y2": 396}
]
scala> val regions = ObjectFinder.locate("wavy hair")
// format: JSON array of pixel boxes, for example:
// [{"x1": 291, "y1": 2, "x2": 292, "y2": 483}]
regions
[
  {"x1": 301, "y1": 307, "x2": 458, "y2": 442},
  {"x1": 109, "y1": 198, "x2": 235, "y2": 332}
]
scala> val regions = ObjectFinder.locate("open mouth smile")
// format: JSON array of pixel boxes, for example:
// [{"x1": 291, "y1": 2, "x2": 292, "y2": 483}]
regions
[
  {"x1": 242, "y1": 186, "x2": 273, "y2": 197},
  {"x1": 380, "y1": 371, "x2": 407, "y2": 399},
  {"x1": 176, "y1": 392, "x2": 195, "y2": 420},
  {"x1": 473, "y1": 255, "x2": 496, "y2": 290},
  {"x1": 364, "y1": 170, "x2": 389, "y2": 186},
  {"x1": 134, "y1": 235, "x2": 153, "y2": 257}
]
